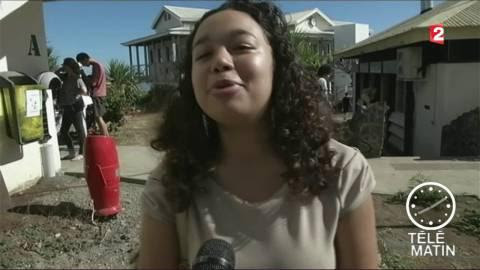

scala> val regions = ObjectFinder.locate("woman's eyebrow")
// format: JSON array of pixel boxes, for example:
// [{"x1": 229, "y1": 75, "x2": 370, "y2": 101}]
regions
[
  {"x1": 193, "y1": 29, "x2": 257, "y2": 48},
  {"x1": 228, "y1": 29, "x2": 256, "y2": 40},
  {"x1": 193, "y1": 36, "x2": 210, "y2": 49}
]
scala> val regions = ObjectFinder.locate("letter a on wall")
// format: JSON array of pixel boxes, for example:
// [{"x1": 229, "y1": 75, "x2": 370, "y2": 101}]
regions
[{"x1": 28, "y1": 34, "x2": 41, "y2": 56}]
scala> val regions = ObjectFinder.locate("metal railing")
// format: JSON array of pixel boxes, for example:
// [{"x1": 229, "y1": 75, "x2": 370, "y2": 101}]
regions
[{"x1": 131, "y1": 64, "x2": 150, "y2": 81}]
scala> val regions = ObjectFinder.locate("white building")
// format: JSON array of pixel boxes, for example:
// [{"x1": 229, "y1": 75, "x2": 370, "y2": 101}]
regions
[
  {"x1": 333, "y1": 22, "x2": 370, "y2": 52},
  {"x1": 122, "y1": 5, "x2": 370, "y2": 85},
  {"x1": 0, "y1": 0, "x2": 60, "y2": 198},
  {"x1": 336, "y1": 0, "x2": 480, "y2": 158}
]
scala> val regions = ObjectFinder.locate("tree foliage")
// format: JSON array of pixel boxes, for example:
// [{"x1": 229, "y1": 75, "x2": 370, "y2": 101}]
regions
[
  {"x1": 288, "y1": 31, "x2": 333, "y2": 71},
  {"x1": 47, "y1": 46, "x2": 60, "y2": 71},
  {"x1": 104, "y1": 59, "x2": 144, "y2": 127}
]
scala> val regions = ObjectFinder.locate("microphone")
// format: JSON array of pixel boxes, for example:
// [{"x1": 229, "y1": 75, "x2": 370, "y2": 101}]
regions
[{"x1": 193, "y1": 239, "x2": 235, "y2": 270}]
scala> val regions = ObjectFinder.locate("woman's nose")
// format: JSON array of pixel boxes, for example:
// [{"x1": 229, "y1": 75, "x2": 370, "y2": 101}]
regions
[{"x1": 211, "y1": 48, "x2": 234, "y2": 73}]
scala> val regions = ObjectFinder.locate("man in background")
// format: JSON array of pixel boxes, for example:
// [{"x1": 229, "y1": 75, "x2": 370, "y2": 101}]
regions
[
  {"x1": 317, "y1": 64, "x2": 333, "y2": 105},
  {"x1": 342, "y1": 93, "x2": 351, "y2": 120},
  {"x1": 76, "y1": 52, "x2": 109, "y2": 136}
]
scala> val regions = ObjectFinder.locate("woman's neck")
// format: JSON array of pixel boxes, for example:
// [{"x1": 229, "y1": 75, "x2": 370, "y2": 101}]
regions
[
  {"x1": 218, "y1": 123, "x2": 273, "y2": 163},
  {"x1": 214, "y1": 123, "x2": 286, "y2": 200}
]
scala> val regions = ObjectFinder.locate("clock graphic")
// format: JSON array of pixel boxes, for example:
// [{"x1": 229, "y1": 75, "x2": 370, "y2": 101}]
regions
[{"x1": 406, "y1": 182, "x2": 456, "y2": 231}]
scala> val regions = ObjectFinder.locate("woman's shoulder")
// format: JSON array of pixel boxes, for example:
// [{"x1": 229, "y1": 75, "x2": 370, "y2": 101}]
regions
[
  {"x1": 327, "y1": 139, "x2": 376, "y2": 215},
  {"x1": 327, "y1": 139, "x2": 366, "y2": 170}
]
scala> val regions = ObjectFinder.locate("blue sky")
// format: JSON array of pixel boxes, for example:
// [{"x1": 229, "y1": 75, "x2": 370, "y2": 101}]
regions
[{"x1": 43, "y1": 1, "x2": 440, "y2": 66}]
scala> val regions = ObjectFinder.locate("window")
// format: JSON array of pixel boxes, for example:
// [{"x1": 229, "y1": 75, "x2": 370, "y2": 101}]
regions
[
  {"x1": 395, "y1": 81, "x2": 406, "y2": 113},
  {"x1": 176, "y1": 44, "x2": 179, "y2": 63},
  {"x1": 172, "y1": 43, "x2": 177, "y2": 63},
  {"x1": 157, "y1": 48, "x2": 162, "y2": 63},
  {"x1": 165, "y1": 46, "x2": 170, "y2": 62}
]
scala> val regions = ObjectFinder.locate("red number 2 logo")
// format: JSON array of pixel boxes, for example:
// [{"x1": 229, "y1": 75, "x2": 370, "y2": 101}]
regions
[{"x1": 429, "y1": 24, "x2": 444, "y2": 45}]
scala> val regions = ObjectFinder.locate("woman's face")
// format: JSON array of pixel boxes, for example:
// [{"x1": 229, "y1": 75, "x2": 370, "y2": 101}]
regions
[{"x1": 191, "y1": 9, "x2": 274, "y2": 127}]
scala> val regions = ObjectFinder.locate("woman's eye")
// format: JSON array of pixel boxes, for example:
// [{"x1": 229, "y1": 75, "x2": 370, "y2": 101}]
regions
[
  {"x1": 195, "y1": 52, "x2": 211, "y2": 60},
  {"x1": 236, "y1": 44, "x2": 253, "y2": 50}
]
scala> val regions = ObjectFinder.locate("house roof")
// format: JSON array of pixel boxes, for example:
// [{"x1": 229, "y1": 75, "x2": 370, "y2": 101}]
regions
[
  {"x1": 285, "y1": 8, "x2": 334, "y2": 26},
  {"x1": 122, "y1": 26, "x2": 191, "y2": 46},
  {"x1": 125, "y1": 6, "x2": 356, "y2": 46},
  {"x1": 336, "y1": 0, "x2": 480, "y2": 58},
  {"x1": 151, "y1": 5, "x2": 210, "y2": 29}
]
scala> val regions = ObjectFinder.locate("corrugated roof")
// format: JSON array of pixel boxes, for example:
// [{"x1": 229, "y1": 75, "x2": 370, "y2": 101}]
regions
[
  {"x1": 122, "y1": 27, "x2": 191, "y2": 46},
  {"x1": 444, "y1": 1, "x2": 480, "y2": 27},
  {"x1": 285, "y1": 8, "x2": 334, "y2": 26},
  {"x1": 336, "y1": 0, "x2": 480, "y2": 58},
  {"x1": 285, "y1": 10, "x2": 312, "y2": 24},
  {"x1": 126, "y1": 6, "x2": 360, "y2": 46},
  {"x1": 164, "y1": 5, "x2": 209, "y2": 21},
  {"x1": 151, "y1": 5, "x2": 209, "y2": 29}
]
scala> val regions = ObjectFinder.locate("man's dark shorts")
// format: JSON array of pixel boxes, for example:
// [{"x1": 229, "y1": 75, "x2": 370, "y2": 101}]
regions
[{"x1": 92, "y1": 96, "x2": 106, "y2": 117}]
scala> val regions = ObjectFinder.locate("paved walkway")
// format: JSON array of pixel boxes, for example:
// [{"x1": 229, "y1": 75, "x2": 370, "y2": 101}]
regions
[
  {"x1": 61, "y1": 146, "x2": 480, "y2": 198},
  {"x1": 368, "y1": 156, "x2": 479, "y2": 197},
  {"x1": 60, "y1": 145, "x2": 161, "y2": 183}
]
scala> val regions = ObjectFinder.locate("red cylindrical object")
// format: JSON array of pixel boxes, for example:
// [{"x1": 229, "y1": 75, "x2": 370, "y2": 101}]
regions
[{"x1": 84, "y1": 135, "x2": 121, "y2": 216}]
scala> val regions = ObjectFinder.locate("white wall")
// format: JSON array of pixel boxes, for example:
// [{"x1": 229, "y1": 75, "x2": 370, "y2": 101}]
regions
[
  {"x1": 0, "y1": 0, "x2": 27, "y2": 20},
  {"x1": 1, "y1": 1, "x2": 48, "y2": 78},
  {"x1": 413, "y1": 65, "x2": 439, "y2": 157},
  {"x1": 294, "y1": 14, "x2": 332, "y2": 33},
  {"x1": 154, "y1": 11, "x2": 182, "y2": 33},
  {"x1": 355, "y1": 24, "x2": 369, "y2": 43},
  {"x1": 0, "y1": 57, "x2": 6, "y2": 72},
  {"x1": 0, "y1": 0, "x2": 52, "y2": 193},
  {"x1": 413, "y1": 63, "x2": 480, "y2": 157},
  {"x1": 334, "y1": 23, "x2": 369, "y2": 52}
]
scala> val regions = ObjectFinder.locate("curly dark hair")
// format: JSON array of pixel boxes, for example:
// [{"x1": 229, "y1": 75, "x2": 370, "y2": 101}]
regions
[
  {"x1": 62, "y1": 57, "x2": 81, "y2": 76},
  {"x1": 317, "y1": 64, "x2": 333, "y2": 77},
  {"x1": 152, "y1": 0, "x2": 339, "y2": 212}
]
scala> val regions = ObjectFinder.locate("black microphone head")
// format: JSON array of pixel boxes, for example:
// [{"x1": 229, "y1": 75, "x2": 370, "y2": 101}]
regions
[{"x1": 193, "y1": 239, "x2": 235, "y2": 270}]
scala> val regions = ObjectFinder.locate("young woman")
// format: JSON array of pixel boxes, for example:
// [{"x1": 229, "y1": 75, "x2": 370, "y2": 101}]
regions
[
  {"x1": 57, "y1": 58, "x2": 88, "y2": 160},
  {"x1": 139, "y1": 1, "x2": 378, "y2": 268}
]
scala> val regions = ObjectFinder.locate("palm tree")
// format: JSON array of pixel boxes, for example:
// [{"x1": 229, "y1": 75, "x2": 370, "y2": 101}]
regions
[
  {"x1": 106, "y1": 59, "x2": 138, "y2": 86},
  {"x1": 288, "y1": 31, "x2": 333, "y2": 71},
  {"x1": 104, "y1": 59, "x2": 142, "y2": 123},
  {"x1": 47, "y1": 46, "x2": 60, "y2": 71}
]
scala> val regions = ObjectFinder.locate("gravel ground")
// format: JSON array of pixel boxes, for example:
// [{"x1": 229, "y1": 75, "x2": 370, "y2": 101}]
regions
[
  {"x1": 3, "y1": 175, "x2": 478, "y2": 269},
  {"x1": 0, "y1": 174, "x2": 143, "y2": 269}
]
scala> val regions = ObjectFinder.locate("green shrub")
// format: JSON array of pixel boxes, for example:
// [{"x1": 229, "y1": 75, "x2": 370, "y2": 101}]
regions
[
  {"x1": 288, "y1": 31, "x2": 333, "y2": 71},
  {"x1": 141, "y1": 84, "x2": 177, "y2": 112},
  {"x1": 104, "y1": 59, "x2": 144, "y2": 129},
  {"x1": 453, "y1": 208, "x2": 480, "y2": 238}
]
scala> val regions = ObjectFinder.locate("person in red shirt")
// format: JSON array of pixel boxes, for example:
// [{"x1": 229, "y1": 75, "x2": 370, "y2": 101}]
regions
[{"x1": 76, "y1": 52, "x2": 109, "y2": 136}]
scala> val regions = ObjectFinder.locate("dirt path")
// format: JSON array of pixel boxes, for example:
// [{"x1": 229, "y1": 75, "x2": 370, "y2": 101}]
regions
[{"x1": 112, "y1": 112, "x2": 161, "y2": 146}]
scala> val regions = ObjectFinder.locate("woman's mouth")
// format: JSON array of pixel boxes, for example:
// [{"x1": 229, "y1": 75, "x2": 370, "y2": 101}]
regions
[{"x1": 211, "y1": 80, "x2": 242, "y2": 98}]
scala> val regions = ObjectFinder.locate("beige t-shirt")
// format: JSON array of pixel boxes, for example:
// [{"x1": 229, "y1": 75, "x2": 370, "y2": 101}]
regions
[{"x1": 142, "y1": 139, "x2": 376, "y2": 269}]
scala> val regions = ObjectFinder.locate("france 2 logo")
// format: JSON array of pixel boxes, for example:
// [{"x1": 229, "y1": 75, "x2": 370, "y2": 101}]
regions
[{"x1": 429, "y1": 24, "x2": 444, "y2": 45}]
